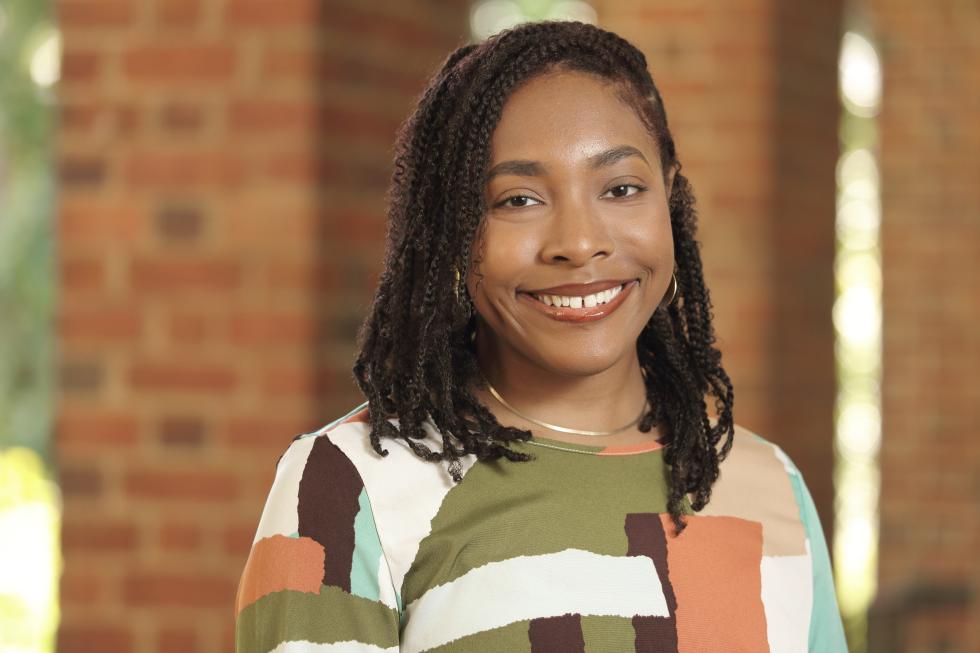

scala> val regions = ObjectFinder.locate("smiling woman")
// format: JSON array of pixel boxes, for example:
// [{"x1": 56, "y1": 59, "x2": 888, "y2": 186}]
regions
[{"x1": 235, "y1": 20, "x2": 848, "y2": 653}]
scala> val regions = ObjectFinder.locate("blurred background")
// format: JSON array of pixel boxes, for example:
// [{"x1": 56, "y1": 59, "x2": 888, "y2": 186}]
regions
[{"x1": 0, "y1": 0, "x2": 977, "y2": 651}]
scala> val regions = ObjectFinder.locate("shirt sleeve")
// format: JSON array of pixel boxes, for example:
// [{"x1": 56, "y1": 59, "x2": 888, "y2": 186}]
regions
[
  {"x1": 780, "y1": 453, "x2": 849, "y2": 653},
  {"x1": 235, "y1": 432, "x2": 401, "y2": 653}
]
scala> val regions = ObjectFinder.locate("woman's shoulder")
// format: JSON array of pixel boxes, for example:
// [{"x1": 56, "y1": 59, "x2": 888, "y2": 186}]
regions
[
  {"x1": 697, "y1": 418, "x2": 812, "y2": 556},
  {"x1": 706, "y1": 416, "x2": 803, "y2": 479},
  {"x1": 277, "y1": 400, "x2": 481, "y2": 497},
  {"x1": 269, "y1": 401, "x2": 372, "y2": 480}
]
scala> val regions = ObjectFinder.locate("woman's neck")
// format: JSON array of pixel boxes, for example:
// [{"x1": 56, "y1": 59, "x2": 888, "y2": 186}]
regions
[{"x1": 472, "y1": 329, "x2": 650, "y2": 436}]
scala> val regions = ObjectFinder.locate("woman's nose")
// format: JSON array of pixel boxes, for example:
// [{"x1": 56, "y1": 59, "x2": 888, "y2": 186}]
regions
[{"x1": 539, "y1": 198, "x2": 615, "y2": 265}]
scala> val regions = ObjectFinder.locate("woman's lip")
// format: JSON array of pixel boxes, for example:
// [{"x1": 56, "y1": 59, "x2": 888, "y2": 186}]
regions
[
  {"x1": 517, "y1": 279, "x2": 638, "y2": 323},
  {"x1": 525, "y1": 278, "x2": 633, "y2": 295}
]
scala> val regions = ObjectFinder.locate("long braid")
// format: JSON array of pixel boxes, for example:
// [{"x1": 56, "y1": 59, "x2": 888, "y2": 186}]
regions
[{"x1": 353, "y1": 20, "x2": 734, "y2": 533}]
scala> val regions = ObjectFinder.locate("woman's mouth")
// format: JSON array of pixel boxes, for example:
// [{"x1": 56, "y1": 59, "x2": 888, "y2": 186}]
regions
[{"x1": 518, "y1": 280, "x2": 638, "y2": 323}]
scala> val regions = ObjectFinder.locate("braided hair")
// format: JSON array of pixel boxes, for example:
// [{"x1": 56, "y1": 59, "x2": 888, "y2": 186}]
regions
[{"x1": 352, "y1": 20, "x2": 734, "y2": 535}]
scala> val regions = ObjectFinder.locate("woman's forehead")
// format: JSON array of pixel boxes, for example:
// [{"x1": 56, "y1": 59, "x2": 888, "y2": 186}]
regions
[{"x1": 488, "y1": 72, "x2": 658, "y2": 175}]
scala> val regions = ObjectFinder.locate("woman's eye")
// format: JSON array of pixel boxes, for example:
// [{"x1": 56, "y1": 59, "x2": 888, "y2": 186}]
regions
[
  {"x1": 603, "y1": 184, "x2": 647, "y2": 199},
  {"x1": 494, "y1": 185, "x2": 646, "y2": 209},
  {"x1": 496, "y1": 195, "x2": 542, "y2": 209}
]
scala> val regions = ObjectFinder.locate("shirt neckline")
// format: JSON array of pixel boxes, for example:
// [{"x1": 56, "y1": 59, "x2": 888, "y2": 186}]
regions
[
  {"x1": 396, "y1": 403, "x2": 664, "y2": 457},
  {"x1": 516, "y1": 433, "x2": 665, "y2": 456}
]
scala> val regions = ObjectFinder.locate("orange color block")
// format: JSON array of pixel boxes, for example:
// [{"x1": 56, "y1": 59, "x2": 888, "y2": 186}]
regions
[
  {"x1": 661, "y1": 514, "x2": 769, "y2": 652},
  {"x1": 235, "y1": 534, "x2": 326, "y2": 614}
]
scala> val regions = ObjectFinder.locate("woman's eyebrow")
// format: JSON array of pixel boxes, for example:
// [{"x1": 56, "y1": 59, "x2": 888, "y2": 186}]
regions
[{"x1": 485, "y1": 145, "x2": 649, "y2": 182}]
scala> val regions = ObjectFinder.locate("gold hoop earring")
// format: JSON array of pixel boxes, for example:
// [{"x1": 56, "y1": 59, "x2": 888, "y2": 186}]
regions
[
  {"x1": 453, "y1": 266, "x2": 461, "y2": 301},
  {"x1": 664, "y1": 272, "x2": 678, "y2": 306}
]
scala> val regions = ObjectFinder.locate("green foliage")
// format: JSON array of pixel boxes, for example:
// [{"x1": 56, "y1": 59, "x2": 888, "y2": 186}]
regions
[
  {"x1": 0, "y1": 0, "x2": 53, "y2": 162},
  {"x1": 0, "y1": 0, "x2": 55, "y2": 462}
]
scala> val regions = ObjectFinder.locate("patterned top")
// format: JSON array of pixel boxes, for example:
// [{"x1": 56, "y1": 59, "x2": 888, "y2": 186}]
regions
[{"x1": 235, "y1": 401, "x2": 848, "y2": 653}]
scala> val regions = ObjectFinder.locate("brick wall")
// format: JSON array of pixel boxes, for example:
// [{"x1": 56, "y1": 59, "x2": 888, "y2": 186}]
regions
[
  {"x1": 865, "y1": 1, "x2": 980, "y2": 650},
  {"x1": 55, "y1": 1, "x2": 471, "y2": 651},
  {"x1": 592, "y1": 0, "x2": 844, "y2": 544}
]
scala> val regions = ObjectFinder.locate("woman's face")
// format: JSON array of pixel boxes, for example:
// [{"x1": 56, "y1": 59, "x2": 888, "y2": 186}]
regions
[{"x1": 467, "y1": 69, "x2": 675, "y2": 378}]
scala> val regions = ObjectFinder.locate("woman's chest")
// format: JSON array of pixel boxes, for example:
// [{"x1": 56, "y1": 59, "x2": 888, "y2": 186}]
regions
[{"x1": 393, "y1": 457, "x2": 810, "y2": 652}]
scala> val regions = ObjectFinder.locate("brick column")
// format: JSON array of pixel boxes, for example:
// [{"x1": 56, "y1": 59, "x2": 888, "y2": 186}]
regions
[
  {"x1": 864, "y1": 1, "x2": 980, "y2": 649},
  {"x1": 55, "y1": 1, "x2": 470, "y2": 651}
]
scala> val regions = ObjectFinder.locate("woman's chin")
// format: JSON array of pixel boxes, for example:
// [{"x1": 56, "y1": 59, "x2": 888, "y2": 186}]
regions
[{"x1": 527, "y1": 347, "x2": 630, "y2": 378}]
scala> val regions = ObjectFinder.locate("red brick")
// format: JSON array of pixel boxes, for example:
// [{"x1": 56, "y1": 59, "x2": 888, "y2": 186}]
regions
[
  {"x1": 61, "y1": 50, "x2": 102, "y2": 84},
  {"x1": 129, "y1": 361, "x2": 237, "y2": 394},
  {"x1": 125, "y1": 467, "x2": 239, "y2": 502},
  {"x1": 315, "y1": 56, "x2": 429, "y2": 95},
  {"x1": 222, "y1": 624, "x2": 235, "y2": 653},
  {"x1": 58, "y1": 305, "x2": 143, "y2": 343},
  {"x1": 228, "y1": 100, "x2": 316, "y2": 131},
  {"x1": 58, "y1": 623, "x2": 133, "y2": 653},
  {"x1": 59, "y1": 201, "x2": 143, "y2": 242},
  {"x1": 262, "y1": 47, "x2": 318, "y2": 79},
  {"x1": 263, "y1": 151, "x2": 330, "y2": 185},
  {"x1": 61, "y1": 104, "x2": 102, "y2": 132},
  {"x1": 58, "y1": 462, "x2": 104, "y2": 499},
  {"x1": 58, "y1": 0, "x2": 133, "y2": 28},
  {"x1": 221, "y1": 416, "x2": 311, "y2": 448},
  {"x1": 124, "y1": 45, "x2": 236, "y2": 81},
  {"x1": 167, "y1": 313, "x2": 216, "y2": 344},
  {"x1": 123, "y1": 570, "x2": 235, "y2": 607},
  {"x1": 264, "y1": 261, "x2": 341, "y2": 294},
  {"x1": 225, "y1": 0, "x2": 319, "y2": 27},
  {"x1": 60, "y1": 569, "x2": 105, "y2": 603},
  {"x1": 62, "y1": 518, "x2": 139, "y2": 551},
  {"x1": 59, "y1": 358, "x2": 105, "y2": 395},
  {"x1": 160, "y1": 103, "x2": 206, "y2": 132},
  {"x1": 57, "y1": 411, "x2": 140, "y2": 448},
  {"x1": 325, "y1": 207, "x2": 387, "y2": 245},
  {"x1": 261, "y1": 366, "x2": 337, "y2": 398},
  {"x1": 158, "y1": 626, "x2": 198, "y2": 653},
  {"x1": 155, "y1": 204, "x2": 205, "y2": 241},
  {"x1": 262, "y1": 151, "x2": 388, "y2": 186},
  {"x1": 221, "y1": 208, "x2": 321, "y2": 246},
  {"x1": 159, "y1": 521, "x2": 203, "y2": 552},
  {"x1": 320, "y1": 105, "x2": 400, "y2": 141},
  {"x1": 156, "y1": 0, "x2": 200, "y2": 28},
  {"x1": 114, "y1": 104, "x2": 142, "y2": 134},
  {"x1": 226, "y1": 312, "x2": 321, "y2": 345},
  {"x1": 628, "y1": 7, "x2": 709, "y2": 21},
  {"x1": 60, "y1": 157, "x2": 107, "y2": 187},
  {"x1": 328, "y1": 7, "x2": 459, "y2": 50},
  {"x1": 128, "y1": 258, "x2": 242, "y2": 293},
  {"x1": 158, "y1": 415, "x2": 207, "y2": 447},
  {"x1": 60, "y1": 256, "x2": 106, "y2": 292},
  {"x1": 222, "y1": 523, "x2": 256, "y2": 558},
  {"x1": 126, "y1": 151, "x2": 246, "y2": 188}
]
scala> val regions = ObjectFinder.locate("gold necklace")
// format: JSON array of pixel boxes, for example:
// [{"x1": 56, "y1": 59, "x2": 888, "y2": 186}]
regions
[{"x1": 484, "y1": 378, "x2": 647, "y2": 436}]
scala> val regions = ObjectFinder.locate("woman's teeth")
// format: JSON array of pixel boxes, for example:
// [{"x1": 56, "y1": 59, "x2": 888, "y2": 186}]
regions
[{"x1": 531, "y1": 284, "x2": 624, "y2": 308}]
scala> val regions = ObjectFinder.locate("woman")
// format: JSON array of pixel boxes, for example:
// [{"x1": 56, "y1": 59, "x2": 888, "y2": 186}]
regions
[{"x1": 235, "y1": 20, "x2": 848, "y2": 653}]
